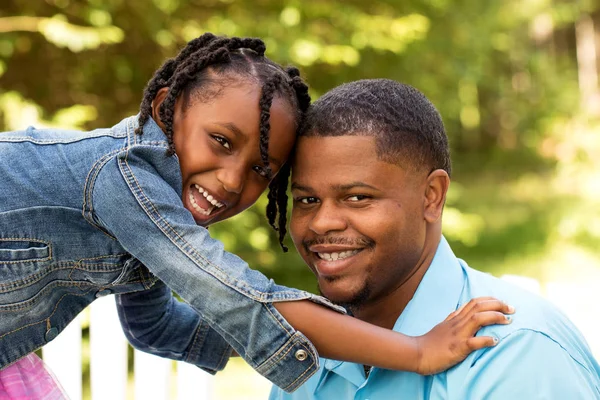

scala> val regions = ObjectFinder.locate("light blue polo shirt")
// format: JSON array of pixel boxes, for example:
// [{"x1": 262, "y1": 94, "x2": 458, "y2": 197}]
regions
[{"x1": 270, "y1": 237, "x2": 600, "y2": 400}]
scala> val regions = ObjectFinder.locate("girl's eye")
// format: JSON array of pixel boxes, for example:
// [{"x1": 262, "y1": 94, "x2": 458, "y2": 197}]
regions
[
  {"x1": 252, "y1": 165, "x2": 270, "y2": 179},
  {"x1": 213, "y1": 135, "x2": 231, "y2": 150}
]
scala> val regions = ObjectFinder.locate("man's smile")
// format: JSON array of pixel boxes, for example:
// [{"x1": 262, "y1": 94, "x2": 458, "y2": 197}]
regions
[{"x1": 307, "y1": 244, "x2": 367, "y2": 277}]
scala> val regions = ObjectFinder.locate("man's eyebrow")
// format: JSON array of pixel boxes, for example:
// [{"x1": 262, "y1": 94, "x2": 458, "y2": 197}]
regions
[
  {"x1": 332, "y1": 182, "x2": 379, "y2": 191},
  {"x1": 291, "y1": 182, "x2": 379, "y2": 191},
  {"x1": 290, "y1": 183, "x2": 314, "y2": 192}
]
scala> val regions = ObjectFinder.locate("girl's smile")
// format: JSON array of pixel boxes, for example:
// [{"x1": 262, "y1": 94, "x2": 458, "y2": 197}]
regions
[
  {"x1": 188, "y1": 184, "x2": 225, "y2": 216},
  {"x1": 153, "y1": 81, "x2": 297, "y2": 226}
]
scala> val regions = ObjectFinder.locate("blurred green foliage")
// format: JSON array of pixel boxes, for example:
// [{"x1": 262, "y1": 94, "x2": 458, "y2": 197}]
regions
[{"x1": 1, "y1": 0, "x2": 599, "y2": 294}]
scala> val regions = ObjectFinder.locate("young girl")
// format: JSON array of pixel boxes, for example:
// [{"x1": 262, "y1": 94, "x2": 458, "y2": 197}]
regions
[{"x1": 0, "y1": 32, "x2": 512, "y2": 395}]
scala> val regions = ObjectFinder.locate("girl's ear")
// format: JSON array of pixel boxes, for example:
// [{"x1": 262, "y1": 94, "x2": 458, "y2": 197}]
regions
[{"x1": 151, "y1": 87, "x2": 169, "y2": 131}]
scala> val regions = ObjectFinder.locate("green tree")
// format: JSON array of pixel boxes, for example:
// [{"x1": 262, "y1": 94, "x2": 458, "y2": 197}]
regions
[{"x1": 1, "y1": 0, "x2": 598, "y2": 293}]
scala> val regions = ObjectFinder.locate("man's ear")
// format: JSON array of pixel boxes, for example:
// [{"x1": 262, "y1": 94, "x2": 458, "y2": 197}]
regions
[
  {"x1": 151, "y1": 87, "x2": 169, "y2": 132},
  {"x1": 423, "y1": 169, "x2": 450, "y2": 223}
]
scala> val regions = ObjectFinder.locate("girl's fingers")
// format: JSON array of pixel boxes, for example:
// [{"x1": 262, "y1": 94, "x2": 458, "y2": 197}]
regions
[
  {"x1": 445, "y1": 297, "x2": 493, "y2": 321},
  {"x1": 458, "y1": 298, "x2": 515, "y2": 317},
  {"x1": 465, "y1": 311, "x2": 512, "y2": 332},
  {"x1": 451, "y1": 297, "x2": 498, "y2": 318},
  {"x1": 467, "y1": 336, "x2": 499, "y2": 351}
]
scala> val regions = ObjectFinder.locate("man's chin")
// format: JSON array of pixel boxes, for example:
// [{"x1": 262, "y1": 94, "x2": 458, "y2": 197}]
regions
[{"x1": 318, "y1": 283, "x2": 371, "y2": 312}]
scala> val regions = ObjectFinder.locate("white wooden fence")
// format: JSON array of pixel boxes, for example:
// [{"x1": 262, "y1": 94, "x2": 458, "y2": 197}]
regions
[
  {"x1": 41, "y1": 275, "x2": 600, "y2": 400},
  {"x1": 42, "y1": 297, "x2": 215, "y2": 400}
]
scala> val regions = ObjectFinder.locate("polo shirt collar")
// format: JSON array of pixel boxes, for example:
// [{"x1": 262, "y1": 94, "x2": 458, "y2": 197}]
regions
[
  {"x1": 392, "y1": 236, "x2": 465, "y2": 336},
  {"x1": 314, "y1": 236, "x2": 466, "y2": 393}
]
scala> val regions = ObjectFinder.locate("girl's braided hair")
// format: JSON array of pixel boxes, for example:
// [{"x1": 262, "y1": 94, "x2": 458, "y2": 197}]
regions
[{"x1": 136, "y1": 33, "x2": 310, "y2": 251}]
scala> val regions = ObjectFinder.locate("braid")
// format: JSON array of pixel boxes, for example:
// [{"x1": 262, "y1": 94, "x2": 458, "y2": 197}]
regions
[
  {"x1": 137, "y1": 33, "x2": 267, "y2": 154},
  {"x1": 137, "y1": 33, "x2": 218, "y2": 134},
  {"x1": 159, "y1": 47, "x2": 231, "y2": 154},
  {"x1": 258, "y1": 74, "x2": 284, "y2": 177},
  {"x1": 266, "y1": 67, "x2": 312, "y2": 252},
  {"x1": 136, "y1": 32, "x2": 310, "y2": 251}
]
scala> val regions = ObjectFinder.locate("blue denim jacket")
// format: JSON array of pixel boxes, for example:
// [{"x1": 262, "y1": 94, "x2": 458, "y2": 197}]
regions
[{"x1": 0, "y1": 115, "x2": 343, "y2": 392}]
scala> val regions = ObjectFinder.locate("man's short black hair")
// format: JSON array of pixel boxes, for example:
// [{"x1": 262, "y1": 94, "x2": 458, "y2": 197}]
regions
[{"x1": 300, "y1": 79, "x2": 451, "y2": 177}]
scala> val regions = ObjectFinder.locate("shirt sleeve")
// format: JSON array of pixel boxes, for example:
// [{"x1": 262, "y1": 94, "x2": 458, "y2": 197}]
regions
[
  {"x1": 116, "y1": 280, "x2": 231, "y2": 374},
  {"x1": 92, "y1": 145, "x2": 342, "y2": 392},
  {"x1": 457, "y1": 329, "x2": 600, "y2": 399}
]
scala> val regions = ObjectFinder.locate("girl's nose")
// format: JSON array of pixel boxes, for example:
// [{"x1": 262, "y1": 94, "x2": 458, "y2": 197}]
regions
[{"x1": 216, "y1": 167, "x2": 245, "y2": 194}]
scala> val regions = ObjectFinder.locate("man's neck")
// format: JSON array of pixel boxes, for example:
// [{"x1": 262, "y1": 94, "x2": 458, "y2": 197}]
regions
[{"x1": 352, "y1": 231, "x2": 442, "y2": 330}]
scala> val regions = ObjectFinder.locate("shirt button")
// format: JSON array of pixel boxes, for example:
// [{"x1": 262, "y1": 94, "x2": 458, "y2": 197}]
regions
[
  {"x1": 95, "y1": 289, "x2": 112, "y2": 298},
  {"x1": 295, "y1": 349, "x2": 308, "y2": 361},
  {"x1": 45, "y1": 327, "x2": 59, "y2": 342}
]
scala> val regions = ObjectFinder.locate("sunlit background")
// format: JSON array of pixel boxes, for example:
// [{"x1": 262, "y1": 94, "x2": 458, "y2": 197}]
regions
[{"x1": 1, "y1": 0, "x2": 599, "y2": 399}]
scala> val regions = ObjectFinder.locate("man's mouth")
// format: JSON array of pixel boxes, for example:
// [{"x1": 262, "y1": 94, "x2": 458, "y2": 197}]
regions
[
  {"x1": 305, "y1": 238, "x2": 373, "y2": 277},
  {"x1": 188, "y1": 184, "x2": 224, "y2": 216},
  {"x1": 316, "y1": 249, "x2": 361, "y2": 261},
  {"x1": 310, "y1": 247, "x2": 365, "y2": 277}
]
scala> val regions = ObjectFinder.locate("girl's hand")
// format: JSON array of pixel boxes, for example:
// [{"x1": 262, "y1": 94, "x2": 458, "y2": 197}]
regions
[{"x1": 415, "y1": 297, "x2": 515, "y2": 375}]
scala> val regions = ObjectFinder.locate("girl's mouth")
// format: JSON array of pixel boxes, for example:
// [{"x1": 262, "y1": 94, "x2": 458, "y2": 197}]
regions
[{"x1": 188, "y1": 184, "x2": 224, "y2": 217}]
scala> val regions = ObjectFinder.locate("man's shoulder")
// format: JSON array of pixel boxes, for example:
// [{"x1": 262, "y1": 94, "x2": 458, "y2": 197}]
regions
[
  {"x1": 462, "y1": 262, "x2": 568, "y2": 334},
  {"x1": 460, "y1": 263, "x2": 598, "y2": 374}
]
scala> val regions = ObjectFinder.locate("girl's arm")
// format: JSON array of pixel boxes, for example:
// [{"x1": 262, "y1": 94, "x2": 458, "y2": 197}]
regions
[{"x1": 275, "y1": 297, "x2": 513, "y2": 375}]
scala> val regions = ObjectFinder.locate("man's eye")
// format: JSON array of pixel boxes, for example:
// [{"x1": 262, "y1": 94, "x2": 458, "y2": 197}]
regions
[
  {"x1": 213, "y1": 135, "x2": 231, "y2": 150},
  {"x1": 347, "y1": 195, "x2": 369, "y2": 201},
  {"x1": 297, "y1": 197, "x2": 318, "y2": 204}
]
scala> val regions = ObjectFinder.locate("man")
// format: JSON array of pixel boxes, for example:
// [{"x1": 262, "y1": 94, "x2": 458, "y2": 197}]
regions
[{"x1": 270, "y1": 79, "x2": 600, "y2": 399}]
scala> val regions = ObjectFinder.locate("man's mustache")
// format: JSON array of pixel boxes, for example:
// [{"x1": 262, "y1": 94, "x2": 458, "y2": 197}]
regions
[{"x1": 302, "y1": 236, "x2": 375, "y2": 251}]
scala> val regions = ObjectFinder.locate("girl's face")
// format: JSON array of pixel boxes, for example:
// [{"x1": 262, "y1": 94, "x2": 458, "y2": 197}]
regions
[{"x1": 153, "y1": 82, "x2": 296, "y2": 226}]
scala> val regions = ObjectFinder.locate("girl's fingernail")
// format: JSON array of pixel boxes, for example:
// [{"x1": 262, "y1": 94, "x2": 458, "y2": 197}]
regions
[
  {"x1": 505, "y1": 315, "x2": 512, "y2": 322},
  {"x1": 507, "y1": 305, "x2": 515, "y2": 313},
  {"x1": 493, "y1": 337, "x2": 499, "y2": 344}
]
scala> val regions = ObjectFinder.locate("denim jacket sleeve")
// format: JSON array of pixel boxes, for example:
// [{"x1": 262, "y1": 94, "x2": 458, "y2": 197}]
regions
[
  {"x1": 116, "y1": 280, "x2": 231, "y2": 374},
  {"x1": 92, "y1": 143, "x2": 344, "y2": 392}
]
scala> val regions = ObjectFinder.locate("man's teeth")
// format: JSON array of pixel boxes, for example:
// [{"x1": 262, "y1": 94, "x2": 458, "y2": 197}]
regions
[
  {"x1": 317, "y1": 250, "x2": 359, "y2": 261},
  {"x1": 193, "y1": 184, "x2": 223, "y2": 208}
]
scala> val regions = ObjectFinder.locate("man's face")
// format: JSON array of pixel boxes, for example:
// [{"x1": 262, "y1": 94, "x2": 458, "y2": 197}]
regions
[{"x1": 290, "y1": 135, "x2": 429, "y2": 309}]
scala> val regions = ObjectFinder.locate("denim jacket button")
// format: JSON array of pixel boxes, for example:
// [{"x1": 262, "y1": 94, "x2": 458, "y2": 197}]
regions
[
  {"x1": 45, "y1": 327, "x2": 59, "y2": 342},
  {"x1": 95, "y1": 289, "x2": 112, "y2": 298},
  {"x1": 295, "y1": 349, "x2": 308, "y2": 361}
]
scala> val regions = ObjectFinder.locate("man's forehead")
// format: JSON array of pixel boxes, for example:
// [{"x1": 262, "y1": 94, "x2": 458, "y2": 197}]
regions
[
  {"x1": 292, "y1": 135, "x2": 378, "y2": 164},
  {"x1": 290, "y1": 135, "x2": 412, "y2": 193}
]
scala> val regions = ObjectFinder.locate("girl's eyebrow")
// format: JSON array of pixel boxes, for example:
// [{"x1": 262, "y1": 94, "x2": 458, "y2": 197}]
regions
[
  {"x1": 216, "y1": 122, "x2": 282, "y2": 167},
  {"x1": 216, "y1": 122, "x2": 244, "y2": 139}
]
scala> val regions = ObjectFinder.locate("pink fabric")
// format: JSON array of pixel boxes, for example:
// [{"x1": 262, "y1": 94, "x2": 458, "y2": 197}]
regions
[{"x1": 0, "y1": 354, "x2": 68, "y2": 400}]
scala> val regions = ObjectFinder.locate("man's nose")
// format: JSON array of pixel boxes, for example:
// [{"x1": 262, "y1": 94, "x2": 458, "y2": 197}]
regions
[
  {"x1": 308, "y1": 201, "x2": 347, "y2": 235},
  {"x1": 216, "y1": 165, "x2": 245, "y2": 194}
]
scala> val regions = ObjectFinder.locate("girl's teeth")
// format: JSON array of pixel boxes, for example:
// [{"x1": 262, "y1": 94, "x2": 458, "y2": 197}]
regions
[
  {"x1": 188, "y1": 192, "x2": 213, "y2": 215},
  {"x1": 192, "y1": 185, "x2": 224, "y2": 209}
]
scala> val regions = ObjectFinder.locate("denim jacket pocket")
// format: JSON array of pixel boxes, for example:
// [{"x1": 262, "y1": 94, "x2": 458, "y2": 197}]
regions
[{"x1": 0, "y1": 239, "x2": 50, "y2": 264}]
